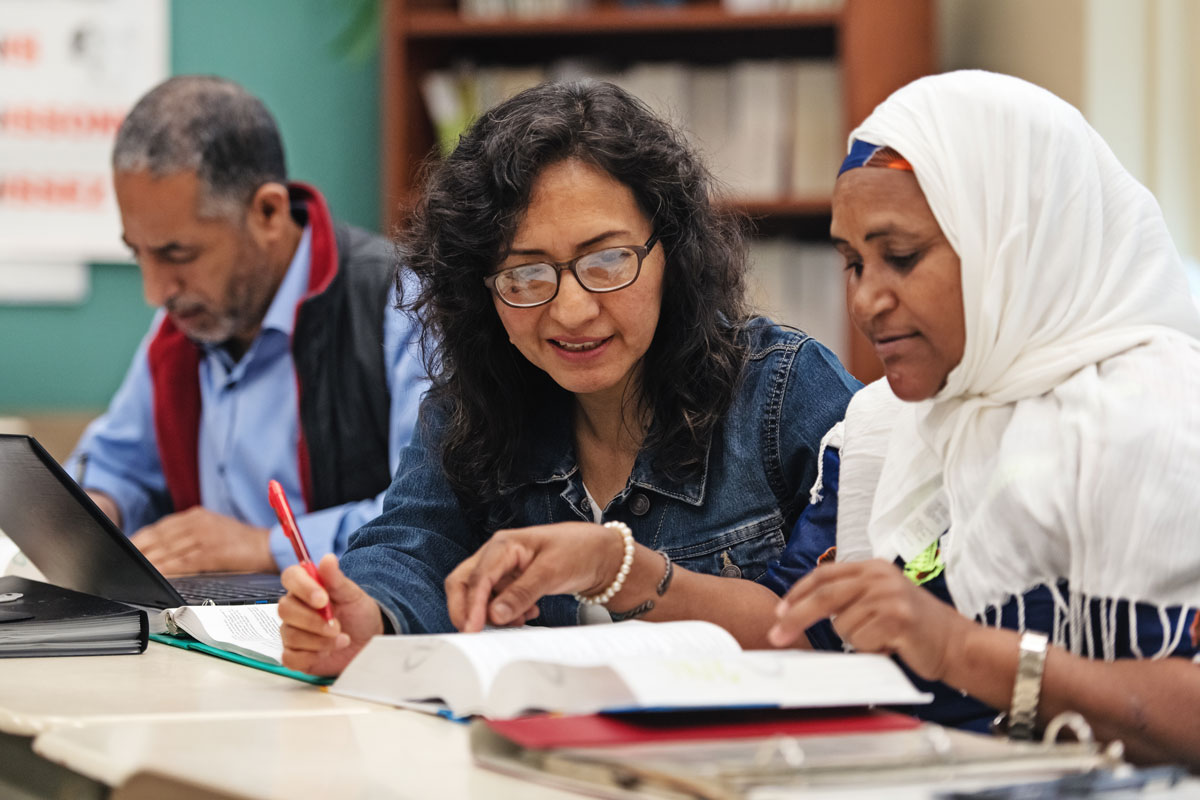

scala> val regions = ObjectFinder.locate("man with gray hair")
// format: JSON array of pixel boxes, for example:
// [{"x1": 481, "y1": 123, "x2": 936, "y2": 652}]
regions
[{"x1": 70, "y1": 75, "x2": 425, "y2": 576}]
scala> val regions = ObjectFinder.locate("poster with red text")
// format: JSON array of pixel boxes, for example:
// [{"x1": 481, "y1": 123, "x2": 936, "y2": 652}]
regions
[{"x1": 0, "y1": 0, "x2": 167, "y2": 301}]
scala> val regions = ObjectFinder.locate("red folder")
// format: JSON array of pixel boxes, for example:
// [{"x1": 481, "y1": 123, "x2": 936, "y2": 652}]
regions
[{"x1": 485, "y1": 707, "x2": 921, "y2": 750}]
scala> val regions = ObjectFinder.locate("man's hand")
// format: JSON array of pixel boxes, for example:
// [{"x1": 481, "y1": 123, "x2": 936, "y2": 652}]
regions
[
  {"x1": 130, "y1": 507, "x2": 276, "y2": 575},
  {"x1": 86, "y1": 490, "x2": 123, "y2": 528},
  {"x1": 279, "y1": 554, "x2": 384, "y2": 676}
]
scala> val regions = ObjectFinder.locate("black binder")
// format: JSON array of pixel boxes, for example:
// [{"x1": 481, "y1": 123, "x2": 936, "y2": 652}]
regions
[{"x1": 0, "y1": 575, "x2": 148, "y2": 657}]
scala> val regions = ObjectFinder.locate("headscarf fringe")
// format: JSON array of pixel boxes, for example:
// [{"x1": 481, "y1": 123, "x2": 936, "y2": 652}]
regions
[
  {"x1": 976, "y1": 588, "x2": 1192, "y2": 663},
  {"x1": 808, "y1": 421, "x2": 843, "y2": 505}
]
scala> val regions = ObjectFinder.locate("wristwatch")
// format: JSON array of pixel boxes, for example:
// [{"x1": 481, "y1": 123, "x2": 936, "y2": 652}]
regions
[{"x1": 1008, "y1": 630, "x2": 1049, "y2": 740}]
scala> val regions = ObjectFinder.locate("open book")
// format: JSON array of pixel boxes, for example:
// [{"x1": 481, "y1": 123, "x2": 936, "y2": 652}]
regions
[
  {"x1": 150, "y1": 604, "x2": 284, "y2": 665},
  {"x1": 147, "y1": 604, "x2": 332, "y2": 685},
  {"x1": 330, "y1": 620, "x2": 931, "y2": 719}
]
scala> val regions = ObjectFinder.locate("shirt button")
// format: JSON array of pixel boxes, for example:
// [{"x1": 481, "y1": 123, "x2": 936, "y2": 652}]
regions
[{"x1": 630, "y1": 493, "x2": 650, "y2": 516}]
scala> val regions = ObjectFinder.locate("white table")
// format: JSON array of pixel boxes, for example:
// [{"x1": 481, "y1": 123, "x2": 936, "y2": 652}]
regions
[
  {"x1": 0, "y1": 641, "x2": 582, "y2": 799},
  {"x1": 5, "y1": 643, "x2": 1196, "y2": 800},
  {"x1": 35, "y1": 709, "x2": 582, "y2": 800},
  {"x1": 0, "y1": 641, "x2": 376, "y2": 736}
]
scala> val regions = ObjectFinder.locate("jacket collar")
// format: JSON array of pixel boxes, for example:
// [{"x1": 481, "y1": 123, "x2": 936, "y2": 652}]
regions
[
  {"x1": 520, "y1": 397, "x2": 709, "y2": 507},
  {"x1": 287, "y1": 182, "x2": 339, "y2": 298}
]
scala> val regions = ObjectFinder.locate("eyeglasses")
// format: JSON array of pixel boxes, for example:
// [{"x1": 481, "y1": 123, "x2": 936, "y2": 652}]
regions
[{"x1": 484, "y1": 233, "x2": 659, "y2": 309}]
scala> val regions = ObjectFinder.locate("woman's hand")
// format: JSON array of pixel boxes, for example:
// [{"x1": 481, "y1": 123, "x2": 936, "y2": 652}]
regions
[
  {"x1": 768, "y1": 559, "x2": 971, "y2": 682},
  {"x1": 279, "y1": 553, "x2": 384, "y2": 676},
  {"x1": 445, "y1": 522, "x2": 626, "y2": 632}
]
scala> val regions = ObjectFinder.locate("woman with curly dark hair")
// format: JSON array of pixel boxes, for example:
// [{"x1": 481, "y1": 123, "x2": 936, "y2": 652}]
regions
[{"x1": 278, "y1": 80, "x2": 858, "y2": 676}]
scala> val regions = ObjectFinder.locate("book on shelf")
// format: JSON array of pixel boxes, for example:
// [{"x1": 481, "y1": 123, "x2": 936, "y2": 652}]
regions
[
  {"x1": 611, "y1": 61, "x2": 691, "y2": 129},
  {"x1": 470, "y1": 707, "x2": 1113, "y2": 800},
  {"x1": 422, "y1": 63, "x2": 549, "y2": 155},
  {"x1": 420, "y1": 70, "x2": 476, "y2": 157},
  {"x1": 456, "y1": 0, "x2": 843, "y2": 18},
  {"x1": 330, "y1": 619, "x2": 931, "y2": 719},
  {"x1": 147, "y1": 602, "x2": 330, "y2": 685},
  {"x1": 723, "y1": 60, "x2": 789, "y2": 199},
  {"x1": 0, "y1": 574, "x2": 147, "y2": 657},
  {"x1": 788, "y1": 59, "x2": 842, "y2": 196},
  {"x1": 722, "y1": 0, "x2": 842, "y2": 13},
  {"x1": 460, "y1": 0, "x2": 593, "y2": 21},
  {"x1": 416, "y1": 58, "x2": 844, "y2": 208},
  {"x1": 749, "y1": 239, "x2": 846, "y2": 360},
  {"x1": 687, "y1": 64, "x2": 736, "y2": 182}
]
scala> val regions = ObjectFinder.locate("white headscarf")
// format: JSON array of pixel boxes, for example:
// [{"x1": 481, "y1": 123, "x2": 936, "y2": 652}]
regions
[{"x1": 835, "y1": 71, "x2": 1200, "y2": 656}]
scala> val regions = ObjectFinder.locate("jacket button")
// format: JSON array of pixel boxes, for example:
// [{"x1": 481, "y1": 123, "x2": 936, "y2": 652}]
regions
[
  {"x1": 581, "y1": 497, "x2": 591, "y2": 512},
  {"x1": 630, "y1": 493, "x2": 650, "y2": 516}
]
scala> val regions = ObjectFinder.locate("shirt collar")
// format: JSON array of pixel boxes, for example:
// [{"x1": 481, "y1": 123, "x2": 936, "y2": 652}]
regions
[{"x1": 260, "y1": 224, "x2": 313, "y2": 337}]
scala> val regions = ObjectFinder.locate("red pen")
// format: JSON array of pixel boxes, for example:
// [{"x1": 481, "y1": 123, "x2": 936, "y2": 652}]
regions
[{"x1": 268, "y1": 479, "x2": 334, "y2": 622}]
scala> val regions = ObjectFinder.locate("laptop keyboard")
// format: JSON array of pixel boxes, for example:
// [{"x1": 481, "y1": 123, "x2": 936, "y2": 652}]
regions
[{"x1": 171, "y1": 576, "x2": 286, "y2": 605}]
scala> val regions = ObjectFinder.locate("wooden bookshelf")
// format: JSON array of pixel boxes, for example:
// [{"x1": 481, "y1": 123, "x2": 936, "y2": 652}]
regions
[
  {"x1": 403, "y1": 6, "x2": 842, "y2": 37},
  {"x1": 380, "y1": 0, "x2": 935, "y2": 382}
]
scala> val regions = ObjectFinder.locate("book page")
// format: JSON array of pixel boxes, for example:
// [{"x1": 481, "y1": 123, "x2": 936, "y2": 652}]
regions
[
  {"x1": 330, "y1": 620, "x2": 742, "y2": 715},
  {"x1": 447, "y1": 620, "x2": 741, "y2": 695},
  {"x1": 611, "y1": 650, "x2": 932, "y2": 710},
  {"x1": 174, "y1": 604, "x2": 283, "y2": 665},
  {"x1": 488, "y1": 649, "x2": 931, "y2": 718}
]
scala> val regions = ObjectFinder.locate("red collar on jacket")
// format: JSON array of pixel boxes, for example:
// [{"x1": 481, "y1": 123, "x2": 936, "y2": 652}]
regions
[{"x1": 146, "y1": 182, "x2": 337, "y2": 515}]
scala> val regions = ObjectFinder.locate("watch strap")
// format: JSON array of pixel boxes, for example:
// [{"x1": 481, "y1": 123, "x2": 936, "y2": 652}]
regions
[{"x1": 1008, "y1": 630, "x2": 1049, "y2": 740}]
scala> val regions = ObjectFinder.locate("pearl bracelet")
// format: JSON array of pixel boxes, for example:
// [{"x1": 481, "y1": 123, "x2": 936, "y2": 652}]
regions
[{"x1": 574, "y1": 521, "x2": 635, "y2": 606}]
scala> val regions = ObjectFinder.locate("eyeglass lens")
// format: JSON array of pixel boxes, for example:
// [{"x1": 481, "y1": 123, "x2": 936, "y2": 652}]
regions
[{"x1": 493, "y1": 246, "x2": 640, "y2": 306}]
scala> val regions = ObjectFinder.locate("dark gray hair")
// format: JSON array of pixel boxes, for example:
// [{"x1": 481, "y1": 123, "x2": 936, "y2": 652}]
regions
[{"x1": 113, "y1": 75, "x2": 287, "y2": 219}]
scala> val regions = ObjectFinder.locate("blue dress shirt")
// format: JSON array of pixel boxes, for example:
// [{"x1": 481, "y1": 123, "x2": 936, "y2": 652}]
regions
[{"x1": 71, "y1": 226, "x2": 428, "y2": 568}]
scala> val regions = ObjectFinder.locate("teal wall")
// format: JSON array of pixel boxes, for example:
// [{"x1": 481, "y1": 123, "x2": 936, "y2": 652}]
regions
[{"x1": 0, "y1": 0, "x2": 381, "y2": 411}]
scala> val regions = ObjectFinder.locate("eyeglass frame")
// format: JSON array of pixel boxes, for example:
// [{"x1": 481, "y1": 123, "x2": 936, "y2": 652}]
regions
[{"x1": 483, "y1": 233, "x2": 660, "y2": 309}]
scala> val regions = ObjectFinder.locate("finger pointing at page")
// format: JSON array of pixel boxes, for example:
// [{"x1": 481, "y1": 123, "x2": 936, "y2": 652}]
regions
[
  {"x1": 446, "y1": 532, "x2": 534, "y2": 632},
  {"x1": 446, "y1": 522, "x2": 631, "y2": 632}
]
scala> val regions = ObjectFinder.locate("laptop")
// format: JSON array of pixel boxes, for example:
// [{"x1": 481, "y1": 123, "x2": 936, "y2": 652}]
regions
[{"x1": 0, "y1": 434, "x2": 285, "y2": 608}]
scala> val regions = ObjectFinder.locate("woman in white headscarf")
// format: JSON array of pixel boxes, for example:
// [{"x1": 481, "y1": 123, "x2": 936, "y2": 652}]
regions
[{"x1": 769, "y1": 71, "x2": 1200, "y2": 765}]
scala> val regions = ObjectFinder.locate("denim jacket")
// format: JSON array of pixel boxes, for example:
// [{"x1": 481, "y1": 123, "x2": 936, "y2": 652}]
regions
[{"x1": 341, "y1": 318, "x2": 860, "y2": 634}]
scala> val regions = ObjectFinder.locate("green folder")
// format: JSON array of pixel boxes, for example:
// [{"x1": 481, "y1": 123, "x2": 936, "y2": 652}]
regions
[{"x1": 149, "y1": 632, "x2": 333, "y2": 686}]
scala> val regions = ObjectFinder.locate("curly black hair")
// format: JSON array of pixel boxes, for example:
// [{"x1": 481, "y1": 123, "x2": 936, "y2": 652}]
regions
[{"x1": 400, "y1": 79, "x2": 752, "y2": 504}]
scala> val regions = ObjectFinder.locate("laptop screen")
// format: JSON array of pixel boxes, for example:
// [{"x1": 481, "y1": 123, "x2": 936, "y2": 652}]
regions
[{"x1": 0, "y1": 434, "x2": 185, "y2": 608}]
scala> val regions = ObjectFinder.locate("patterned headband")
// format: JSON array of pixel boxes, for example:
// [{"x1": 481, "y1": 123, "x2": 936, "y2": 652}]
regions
[{"x1": 838, "y1": 139, "x2": 913, "y2": 176}]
